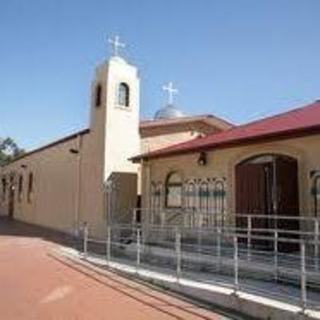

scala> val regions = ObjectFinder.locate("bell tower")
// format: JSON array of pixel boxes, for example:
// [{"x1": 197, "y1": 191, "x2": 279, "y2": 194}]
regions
[
  {"x1": 103, "y1": 37, "x2": 140, "y2": 180},
  {"x1": 88, "y1": 36, "x2": 140, "y2": 226}
]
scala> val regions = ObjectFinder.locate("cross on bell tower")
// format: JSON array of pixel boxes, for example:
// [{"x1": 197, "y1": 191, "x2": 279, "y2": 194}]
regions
[
  {"x1": 108, "y1": 35, "x2": 125, "y2": 57},
  {"x1": 162, "y1": 81, "x2": 178, "y2": 105}
]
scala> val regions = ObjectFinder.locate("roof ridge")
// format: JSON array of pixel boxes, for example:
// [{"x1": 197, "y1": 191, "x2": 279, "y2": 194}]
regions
[
  {"x1": 195, "y1": 100, "x2": 320, "y2": 144},
  {"x1": 140, "y1": 113, "x2": 234, "y2": 127},
  {"x1": 230, "y1": 100, "x2": 319, "y2": 132}
]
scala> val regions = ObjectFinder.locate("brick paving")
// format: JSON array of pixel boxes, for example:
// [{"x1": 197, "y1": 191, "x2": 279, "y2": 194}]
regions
[{"x1": 0, "y1": 218, "x2": 229, "y2": 320}]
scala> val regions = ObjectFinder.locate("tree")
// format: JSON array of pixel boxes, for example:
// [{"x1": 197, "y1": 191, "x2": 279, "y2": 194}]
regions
[{"x1": 0, "y1": 137, "x2": 25, "y2": 166}]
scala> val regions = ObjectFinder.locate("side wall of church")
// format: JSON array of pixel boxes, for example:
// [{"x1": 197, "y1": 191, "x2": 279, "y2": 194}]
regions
[
  {"x1": 0, "y1": 135, "x2": 83, "y2": 234},
  {"x1": 141, "y1": 134, "x2": 320, "y2": 221}
]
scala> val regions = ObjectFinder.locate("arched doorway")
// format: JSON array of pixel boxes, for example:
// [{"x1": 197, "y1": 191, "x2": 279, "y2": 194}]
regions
[{"x1": 235, "y1": 154, "x2": 300, "y2": 252}]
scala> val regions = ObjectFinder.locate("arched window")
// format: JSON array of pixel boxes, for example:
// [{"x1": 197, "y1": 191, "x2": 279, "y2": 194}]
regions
[
  {"x1": 199, "y1": 181, "x2": 209, "y2": 212},
  {"x1": 118, "y1": 83, "x2": 130, "y2": 107},
  {"x1": 212, "y1": 179, "x2": 226, "y2": 226},
  {"x1": 95, "y1": 84, "x2": 102, "y2": 107},
  {"x1": 165, "y1": 172, "x2": 182, "y2": 208},
  {"x1": 185, "y1": 180, "x2": 197, "y2": 210},
  {"x1": 214, "y1": 180, "x2": 226, "y2": 214}
]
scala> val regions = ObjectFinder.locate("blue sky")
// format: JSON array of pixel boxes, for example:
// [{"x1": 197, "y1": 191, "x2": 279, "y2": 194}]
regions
[{"x1": 1, "y1": 0, "x2": 320, "y2": 150}]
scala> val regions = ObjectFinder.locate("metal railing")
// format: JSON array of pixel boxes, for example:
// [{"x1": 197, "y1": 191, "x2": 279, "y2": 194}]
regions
[
  {"x1": 134, "y1": 208, "x2": 320, "y2": 260},
  {"x1": 133, "y1": 207, "x2": 319, "y2": 229},
  {"x1": 81, "y1": 220, "x2": 320, "y2": 312}
]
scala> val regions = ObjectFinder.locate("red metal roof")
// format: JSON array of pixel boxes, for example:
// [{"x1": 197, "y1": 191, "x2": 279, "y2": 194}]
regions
[{"x1": 132, "y1": 101, "x2": 320, "y2": 161}]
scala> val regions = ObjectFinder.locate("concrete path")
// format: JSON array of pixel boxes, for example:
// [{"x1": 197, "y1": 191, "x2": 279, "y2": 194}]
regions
[{"x1": 0, "y1": 218, "x2": 230, "y2": 320}]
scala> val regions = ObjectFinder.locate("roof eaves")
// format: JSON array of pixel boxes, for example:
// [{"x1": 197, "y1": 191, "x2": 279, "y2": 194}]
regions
[
  {"x1": 132, "y1": 123, "x2": 320, "y2": 163},
  {"x1": 1, "y1": 128, "x2": 90, "y2": 167}
]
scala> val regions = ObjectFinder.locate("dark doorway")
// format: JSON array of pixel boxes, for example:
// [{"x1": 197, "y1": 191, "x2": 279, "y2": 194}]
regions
[
  {"x1": 8, "y1": 186, "x2": 15, "y2": 219},
  {"x1": 236, "y1": 154, "x2": 300, "y2": 252},
  {"x1": 135, "y1": 195, "x2": 142, "y2": 224}
]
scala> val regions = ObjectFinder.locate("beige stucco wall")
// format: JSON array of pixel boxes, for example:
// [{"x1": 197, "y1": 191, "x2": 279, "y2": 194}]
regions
[
  {"x1": 0, "y1": 135, "x2": 83, "y2": 234},
  {"x1": 141, "y1": 134, "x2": 320, "y2": 220},
  {"x1": 104, "y1": 57, "x2": 140, "y2": 179},
  {"x1": 140, "y1": 121, "x2": 221, "y2": 153},
  {"x1": 79, "y1": 63, "x2": 108, "y2": 238},
  {"x1": 141, "y1": 131, "x2": 196, "y2": 153},
  {"x1": 140, "y1": 121, "x2": 218, "y2": 138},
  {"x1": 0, "y1": 128, "x2": 108, "y2": 238},
  {"x1": 78, "y1": 131, "x2": 106, "y2": 237}
]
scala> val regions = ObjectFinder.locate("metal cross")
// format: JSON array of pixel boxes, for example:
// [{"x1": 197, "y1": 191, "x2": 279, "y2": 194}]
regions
[
  {"x1": 162, "y1": 82, "x2": 178, "y2": 104},
  {"x1": 108, "y1": 35, "x2": 125, "y2": 57}
]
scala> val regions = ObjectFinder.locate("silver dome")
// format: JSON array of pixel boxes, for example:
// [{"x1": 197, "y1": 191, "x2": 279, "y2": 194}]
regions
[{"x1": 154, "y1": 104, "x2": 185, "y2": 120}]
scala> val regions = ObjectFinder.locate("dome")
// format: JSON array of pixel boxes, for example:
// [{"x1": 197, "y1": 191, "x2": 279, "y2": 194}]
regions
[{"x1": 154, "y1": 104, "x2": 185, "y2": 120}]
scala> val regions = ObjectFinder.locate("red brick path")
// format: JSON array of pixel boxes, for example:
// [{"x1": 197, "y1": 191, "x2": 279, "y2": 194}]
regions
[{"x1": 0, "y1": 218, "x2": 226, "y2": 320}]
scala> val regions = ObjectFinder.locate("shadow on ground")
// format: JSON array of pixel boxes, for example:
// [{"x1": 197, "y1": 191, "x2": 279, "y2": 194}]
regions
[{"x1": 0, "y1": 216, "x2": 82, "y2": 250}]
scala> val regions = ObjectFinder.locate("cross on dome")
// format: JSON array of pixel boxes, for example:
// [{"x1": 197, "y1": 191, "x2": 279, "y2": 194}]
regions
[
  {"x1": 162, "y1": 81, "x2": 178, "y2": 105},
  {"x1": 108, "y1": 35, "x2": 125, "y2": 57}
]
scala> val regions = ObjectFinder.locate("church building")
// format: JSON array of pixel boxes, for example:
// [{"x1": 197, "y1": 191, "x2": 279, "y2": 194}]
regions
[
  {"x1": 0, "y1": 37, "x2": 232, "y2": 237},
  {"x1": 133, "y1": 99, "x2": 320, "y2": 252}
]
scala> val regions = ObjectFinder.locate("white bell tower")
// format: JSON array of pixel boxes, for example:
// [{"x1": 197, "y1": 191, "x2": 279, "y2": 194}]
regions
[
  {"x1": 103, "y1": 37, "x2": 140, "y2": 180},
  {"x1": 88, "y1": 36, "x2": 140, "y2": 226}
]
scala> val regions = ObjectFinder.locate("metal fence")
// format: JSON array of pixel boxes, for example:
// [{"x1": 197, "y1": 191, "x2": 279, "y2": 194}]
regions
[{"x1": 81, "y1": 217, "x2": 320, "y2": 312}]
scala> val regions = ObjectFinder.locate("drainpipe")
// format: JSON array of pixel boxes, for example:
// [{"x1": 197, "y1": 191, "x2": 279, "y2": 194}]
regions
[{"x1": 70, "y1": 134, "x2": 83, "y2": 236}]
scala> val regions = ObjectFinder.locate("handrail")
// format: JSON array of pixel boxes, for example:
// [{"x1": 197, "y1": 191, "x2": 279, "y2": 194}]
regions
[
  {"x1": 135, "y1": 208, "x2": 320, "y2": 221},
  {"x1": 81, "y1": 222, "x2": 320, "y2": 310}
]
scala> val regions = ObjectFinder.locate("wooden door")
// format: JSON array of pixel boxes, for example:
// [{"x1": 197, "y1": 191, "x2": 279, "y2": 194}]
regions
[
  {"x1": 275, "y1": 156, "x2": 300, "y2": 252},
  {"x1": 236, "y1": 163, "x2": 269, "y2": 248}
]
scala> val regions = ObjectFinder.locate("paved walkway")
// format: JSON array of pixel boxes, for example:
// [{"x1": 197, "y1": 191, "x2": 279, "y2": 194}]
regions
[{"x1": 0, "y1": 218, "x2": 230, "y2": 320}]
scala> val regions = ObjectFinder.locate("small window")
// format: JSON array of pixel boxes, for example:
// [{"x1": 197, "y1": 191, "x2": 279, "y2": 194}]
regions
[
  {"x1": 18, "y1": 175, "x2": 23, "y2": 202},
  {"x1": 95, "y1": 84, "x2": 102, "y2": 107},
  {"x1": 2, "y1": 177, "x2": 7, "y2": 201},
  {"x1": 165, "y1": 172, "x2": 182, "y2": 208},
  {"x1": 27, "y1": 172, "x2": 33, "y2": 203},
  {"x1": 118, "y1": 83, "x2": 130, "y2": 107}
]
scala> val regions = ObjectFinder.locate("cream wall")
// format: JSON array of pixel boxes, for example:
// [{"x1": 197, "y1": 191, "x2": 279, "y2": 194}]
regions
[
  {"x1": 0, "y1": 134, "x2": 85, "y2": 234},
  {"x1": 104, "y1": 57, "x2": 140, "y2": 180},
  {"x1": 140, "y1": 121, "x2": 221, "y2": 153},
  {"x1": 141, "y1": 131, "x2": 196, "y2": 153},
  {"x1": 78, "y1": 131, "x2": 106, "y2": 237},
  {"x1": 79, "y1": 63, "x2": 108, "y2": 237},
  {"x1": 141, "y1": 134, "x2": 320, "y2": 220}
]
